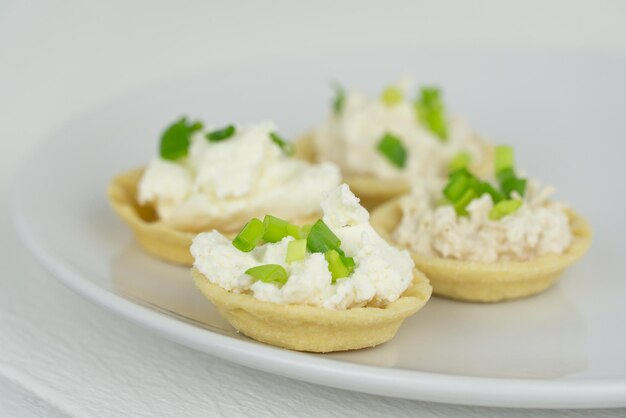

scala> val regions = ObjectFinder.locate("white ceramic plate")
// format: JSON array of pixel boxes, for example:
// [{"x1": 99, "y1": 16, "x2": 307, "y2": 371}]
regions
[{"x1": 12, "y1": 48, "x2": 626, "y2": 408}]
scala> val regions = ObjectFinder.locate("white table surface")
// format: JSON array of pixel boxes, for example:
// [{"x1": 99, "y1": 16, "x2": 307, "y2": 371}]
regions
[{"x1": 2, "y1": 1, "x2": 626, "y2": 416}]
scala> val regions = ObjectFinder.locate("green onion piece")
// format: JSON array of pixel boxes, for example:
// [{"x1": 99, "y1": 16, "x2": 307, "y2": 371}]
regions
[
  {"x1": 299, "y1": 224, "x2": 313, "y2": 238},
  {"x1": 307, "y1": 219, "x2": 341, "y2": 253},
  {"x1": 496, "y1": 167, "x2": 517, "y2": 184},
  {"x1": 245, "y1": 264, "x2": 288, "y2": 286},
  {"x1": 377, "y1": 133, "x2": 407, "y2": 169},
  {"x1": 206, "y1": 125, "x2": 236, "y2": 142},
  {"x1": 328, "y1": 243, "x2": 355, "y2": 272},
  {"x1": 286, "y1": 239, "x2": 307, "y2": 263},
  {"x1": 454, "y1": 188, "x2": 479, "y2": 216},
  {"x1": 476, "y1": 181, "x2": 505, "y2": 204},
  {"x1": 415, "y1": 86, "x2": 448, "y2": 141},
  {"x1": 269, "y1": 131, "x2": 295, "y2": 156},
  {"x1": 287, "y1": 224, "x2": 303, "y2": 239},
  {"x1": 449, "y1": 152, "x2": 472, "y2": 172},
  {"x1": 232, "y1": 218, "x2": 264, "y2": 252},
  {"x1": 188, "y1": 121, "x2": 203, "y2": 132},
  {"x1": 160, "y1": 117, "x2": 195, "y2": 160},
  {"x1": 489, "y1": 199, "x2": 523, "y2": 220},
  {"x1": 332, "y1": 82, "x2": 345, "y2": 116},
  {"x1": 324, "y1": 250, "x2": 350, "y2": 283},
  {"x1": 443, "y1": 171, "x2": 471, "y2": 202},
  {"x1": 494, "y1": 145, "x2": 514, "y2": 174},
  {"x1": 262, "y1": 215, "x2": 299, "y2": 243},
  {"x1": 339, "y1": 254, "x2": 356, "y2": 273},
  {"x1": 501, "y1": 177, "x2": 527, "y2": 198},
  {"x1": 381, "y1": 86, "x2": 404, "y2": 106}
]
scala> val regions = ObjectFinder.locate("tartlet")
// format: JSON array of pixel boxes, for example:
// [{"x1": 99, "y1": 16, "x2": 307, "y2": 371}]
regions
[
  {"x1": 108, "y1": 120, "x2": 338, "y2": 265},
  {"x1": 107, "y1": 167, "x2": 320, "y2": 265},
  {"x1": 299, "y1": 83, "x2": 494, "y2": 210},
  {"x1": 372, "y1": 199, "x2": 591, "y2": 302},
  {"x1": 370, "y1": 145, "x2": 593, "y2": 303},
  {"x1": 192, "y1": 267, "x2": 431, "y2": 352},
  {"x1": 190, "y1": 184, "x2": 432, "y2": 352}
]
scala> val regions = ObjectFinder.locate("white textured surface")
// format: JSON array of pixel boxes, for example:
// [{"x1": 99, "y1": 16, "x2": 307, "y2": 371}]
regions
[{"x1": 2, "y1": 1, "x2": 626, "y2": 416}]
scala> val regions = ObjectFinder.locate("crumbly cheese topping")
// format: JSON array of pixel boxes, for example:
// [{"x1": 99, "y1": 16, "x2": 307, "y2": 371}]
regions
[
  {"x1": 191, "y1": 184, "x2": 415, "y2": 310},
  {"x1": 312, "y1": 86, "x2": 488, "y2": 181},
  {"x1": 138, "y1": 121, "x2": 341, "y2": 232},
  {"x1": 394, "y1": 180, "x2": 573, "y2": 262}
]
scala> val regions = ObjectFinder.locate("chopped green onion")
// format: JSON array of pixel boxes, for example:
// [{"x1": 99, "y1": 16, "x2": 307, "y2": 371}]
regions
[
  {"x1": 299, "y1": 224, "x2": 313, "y2": 238},
  {"x1": 494, "y1": 145, "x2": 514, "y2": 174},
  {"x1": 332, "y1": 82, "x2": 346, "y2": 116},
  {"x1": 501, "y1": 177, "x2": 527, "y2": 198},
  {"x1": 188, "y1": 121, "x2": 203, "y2": 132},
  {"x1": 206, "y1": 125, "x2": 236, "y2": 142},
  {"x1": 288, "y1": 224, "x2": 303, "y2": 239},
  {"x1": 286, "y1": 239, "x2": 307, "y2": 263},
  {"x1": 443, "y1": 171, "x2": 471, "y2": 202},
  {"x1": 449, "y1": 166, "x2": 471, "y2": 180},
  {"x1": 324, "y1": 250, "x2": 350, "y2": 283},
  {"x1": 453, "y1": 188, "x2": 479, "y2": 216},
  {"x1": 269, "y1": 132, "x2": 295, "y2": 156},
  {"x1": 232, "y1": 218, "x2": 264, "y2": 252},
  {"x1": 339, "y1": 254, "x2": 356, "y2": 274},
  {"x1": 475, "y1": 181, "x2": 505, "y2": 204},
  {"x1": 381, "y1": 86, "x2": 404, "y2": 106},
  {"x1": 443, "y1": 145, "x2": 527, "y2": 216},
  {"x1": 415, "y1": 86, "x2": 448, "y2": 142},
  {"x1": 489, "y1": 199, "x2": 523, "y2": 220},
  {"x1": 377, "y1": 133, "x2": 407, "y2": 169},
  {"x1": 449, "y1": 152, "x2": 472, "y2": 172},
  {"x1": 307, "y1": 219, "x2": 341, "y2": 253},
  {"x1": 496, "y1": 167, "x2": 517, "y2": 184},
  {"x1": 245, "y1": 264, "x2": 288, "y2": 286},
  {"x1": 159, "y1": 117, "x2": 200, "y2": 161},
  {"x1": 262, "y1": 215, "x2": 299, "y2": 243}
]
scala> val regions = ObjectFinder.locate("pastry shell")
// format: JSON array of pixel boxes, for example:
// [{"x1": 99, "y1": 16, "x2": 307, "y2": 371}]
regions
[
  {"x1": 191, "y1": 268, "x2": 432, "y2": 352},
  {"x1": 107, "y1": 168, "x2": 317, "y2": 265},
  {"x1": 370, "y1": 198, "x2": 592, "y2": 303},
  {"x1": 295, "y1": 133, "x2": 493, "y2": 210}
]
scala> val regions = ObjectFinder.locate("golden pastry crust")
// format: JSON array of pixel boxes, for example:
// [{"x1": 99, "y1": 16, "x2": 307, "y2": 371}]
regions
[
  {"x1": 191, "y1": 268, "x2": 432, "y2": 352},
  {"x1": 370, "y1": 198, "x2": 592, "y2": 302},
  {"x1": 107, "y1": 168, "x2": 317, "y2": 265},
  {"x1": 295, "y1": 133, "x2": 493, "y2": 210}
]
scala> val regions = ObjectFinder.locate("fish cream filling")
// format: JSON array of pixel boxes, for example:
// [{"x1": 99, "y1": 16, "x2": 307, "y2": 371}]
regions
[
  {"x1": 394, "y1": 180, "x2": 573, "y2": 262},
  {"x1": 313, "y1": 86, "x2": 487, "y2": 181},
  {"x1": 191, "y1": 184, "x2": 415, "y2": 310},
  {"x1": 138, "y1": 121, "x2": 341, "y2": 232}
]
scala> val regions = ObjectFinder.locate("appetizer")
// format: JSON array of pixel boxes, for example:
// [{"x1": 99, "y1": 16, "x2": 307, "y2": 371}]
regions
[
  {"x1": 297, "y1": 81, "x2": 492, "y2": 208},
  {"x1": 191, "y1": 184, "x2": 432, "y2": 352},
  {"x1": 108, "y1": 119, "x2": 340, "y2": 264},
  {"x1": 371, "y1": 145, "x2": 591, "y2": 302}
]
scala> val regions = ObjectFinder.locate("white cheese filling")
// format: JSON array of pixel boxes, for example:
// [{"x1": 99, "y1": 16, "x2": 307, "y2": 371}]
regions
[
  {"x1": 191, "y1": 184, "x2": 415, "y2": 310},
  {"x1": 138, "y1": 121, "x2": 341, "y2": 232},
  {"x1": 312, "y1": 86, "x2": 488, "y2": 181},
  {"x1": 394, "y1": 180, "x2": 573, "y2": 262}
]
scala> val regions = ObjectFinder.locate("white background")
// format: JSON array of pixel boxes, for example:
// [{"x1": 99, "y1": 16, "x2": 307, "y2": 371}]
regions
[{"x1": 2, "y1": 1, "x2": 626, "y2": 416}]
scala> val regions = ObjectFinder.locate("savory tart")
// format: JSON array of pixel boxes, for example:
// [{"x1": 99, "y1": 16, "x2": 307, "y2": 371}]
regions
[
  {"x1": 371, "y1": 145, "x2": 592, "y2": 302},
  {"x1": 191, "y1": 184, "x2": 432, "y2": 352},
  {"x1": 297, "y1": 81, "x2": 492, "y2": 209},
  {"x1": 108, "y1": 119, "x2": 340, "y2": 265}
]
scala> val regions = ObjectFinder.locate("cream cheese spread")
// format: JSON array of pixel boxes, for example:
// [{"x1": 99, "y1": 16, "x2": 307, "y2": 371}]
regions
[{"x1": 191, "y1": 184, "x2": 415, "y2": 310}]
